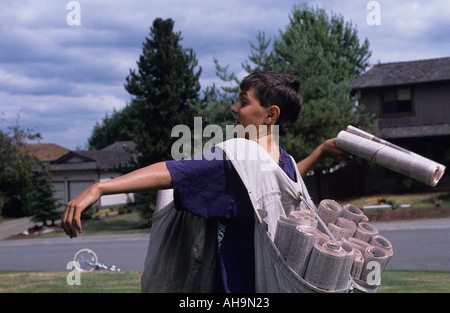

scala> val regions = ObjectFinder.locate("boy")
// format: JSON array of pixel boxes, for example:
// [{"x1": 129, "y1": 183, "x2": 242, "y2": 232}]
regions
[{"x1": 61, "y1": 72, "x2": 347, "y2": 292}]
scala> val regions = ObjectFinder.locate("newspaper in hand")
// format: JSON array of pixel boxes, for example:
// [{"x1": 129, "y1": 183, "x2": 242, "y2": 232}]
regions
[{"x1": 336, "y1": 125, "x2": 446, "y2": 186}]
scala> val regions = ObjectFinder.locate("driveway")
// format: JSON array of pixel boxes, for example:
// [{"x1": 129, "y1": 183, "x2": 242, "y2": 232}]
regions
[{"x1": 0, "y1": 217, "x2": 36, "y2": 240}]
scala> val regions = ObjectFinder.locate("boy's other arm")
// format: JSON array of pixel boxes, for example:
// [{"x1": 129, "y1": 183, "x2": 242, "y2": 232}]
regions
[
  {"x1": 61, "y1": 161, "x2": 172, "y2": 238},
  {"x1": 297, "y1": 138, "x2": 349, "y2": 177}
]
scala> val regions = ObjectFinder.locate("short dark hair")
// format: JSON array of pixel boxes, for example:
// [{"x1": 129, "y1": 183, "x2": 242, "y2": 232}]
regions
[{"x1": 239, "y1": 72, "x2": 303, "y2": 136}]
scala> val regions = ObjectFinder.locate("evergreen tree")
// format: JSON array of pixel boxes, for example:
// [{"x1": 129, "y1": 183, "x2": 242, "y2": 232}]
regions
[
  {"x1": 88, "y1": 17, "x2": 202, "y2": 166},
  {"x1": 29, "y1": 167, "x2": 60, "y2": 226},
  {"x1": 242, "y1": 31, "x2": 274, "y2": 73},
  {"x1": 87, "y1": 18, "x2": 202, "y2": 226},
  {"x1": 191, "y1": 58, "x2": 239, "y2": 144},
  {"x1": 123, "y1": 17, "x2": 202, "y2": 166},
  {"x1": 272, "y1": 4, "x2": 376, "y2": 164}
]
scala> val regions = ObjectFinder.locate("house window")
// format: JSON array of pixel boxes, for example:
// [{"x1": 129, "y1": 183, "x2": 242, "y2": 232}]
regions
[{"x1": 381, "y1": 88, "x2": 414, "y2": 115}]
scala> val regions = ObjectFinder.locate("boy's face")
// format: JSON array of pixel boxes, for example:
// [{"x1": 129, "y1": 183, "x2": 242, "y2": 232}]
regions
[{"x1": 231, "y1": 89, "x2": 269, "y2": 130}]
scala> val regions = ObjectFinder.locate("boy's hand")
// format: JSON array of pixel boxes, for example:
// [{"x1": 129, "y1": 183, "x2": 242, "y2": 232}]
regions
[
  {"x1": 61, "y1": 184, "x2": 102, "y2": 238},
  {"x1": 319, "y1": 138, "x2": 350, "y2": 162},
  {"x1": 297, "y1": 138, "x2": 350, "y2": 177}
]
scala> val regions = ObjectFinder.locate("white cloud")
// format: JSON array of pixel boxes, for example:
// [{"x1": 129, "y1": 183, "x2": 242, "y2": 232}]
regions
[
  {"x1": 357, "y1": 0, "x2": 450, "y2": 63},
  {"x1": 0, "y1": 89, "x2": 127, "y2": 149},
  {"x1": 0, "y1": 0, "x2": 449, "y2": 150}
]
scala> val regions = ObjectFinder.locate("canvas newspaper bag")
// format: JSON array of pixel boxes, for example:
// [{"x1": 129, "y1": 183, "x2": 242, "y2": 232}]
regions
[{"x1": 141, "y1": 138, "x2": 373, "y2": 293}]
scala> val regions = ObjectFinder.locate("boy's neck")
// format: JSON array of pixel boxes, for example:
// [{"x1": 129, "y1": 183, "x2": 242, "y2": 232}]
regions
[{"x1": 257, "y1": 133, "x2": 280, "y2": 162}]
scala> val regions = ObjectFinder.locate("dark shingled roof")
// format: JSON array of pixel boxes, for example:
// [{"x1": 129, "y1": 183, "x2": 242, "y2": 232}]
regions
[
  {"x1": 351, "y1": 57, "x2": 450, "y2": 89},
  {"x1": 50, "y1": 141, "x2": 137, "y2": 172}
]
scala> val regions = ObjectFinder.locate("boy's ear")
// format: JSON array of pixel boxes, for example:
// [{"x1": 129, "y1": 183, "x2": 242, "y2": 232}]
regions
[{"x1": 266, "y1": 105, "x2": 280, "y2": 124}]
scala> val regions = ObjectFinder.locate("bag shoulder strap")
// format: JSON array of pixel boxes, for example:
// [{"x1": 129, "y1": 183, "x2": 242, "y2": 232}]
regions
[{"x1": 215, "y1": 138, "x2": 314, "y2": 223}]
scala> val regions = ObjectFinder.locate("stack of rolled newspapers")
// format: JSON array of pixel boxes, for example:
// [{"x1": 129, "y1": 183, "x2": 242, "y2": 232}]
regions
[
  {"x1": 274, "y1": 199, "x2": 393, "y2": 291},
  {"x1": 336, "y1": 125, "x2": 446, "y2": 187}
]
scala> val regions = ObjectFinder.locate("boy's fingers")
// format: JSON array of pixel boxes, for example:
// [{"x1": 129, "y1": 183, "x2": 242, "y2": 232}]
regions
[
  {"x1": 60, "y1": 210, "x2": 68, "y2": 235},
  {"x1": 61, "y1": 205, "x2": 72, "y2": 237},
  {"x1": 61, "y1": 203, "x2": 79, "y2": 238},
  {"x1": 73, "y1": 210, "x2": 83, "y2": 234}
]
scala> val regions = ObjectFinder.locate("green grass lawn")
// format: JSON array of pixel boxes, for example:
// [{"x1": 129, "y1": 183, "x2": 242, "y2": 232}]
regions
[
  {"x1": 79, "y1": 211, "x2": 148, "y2": 236},
  {"x1": 338, "y1": 191, "x2": 450, "y2": 209},
  {"x1": 0, "y1": 270, "x2": 142, "y2": 293},
  {"x1": 378, "y1": 270, "x2": 450, "y2": 293},
  {"x1": 38, "y1": 211, "x2": 149, "y2": 238},
  {"x1": 0, "y1": 269, "x2": 448, "y2": 293}
]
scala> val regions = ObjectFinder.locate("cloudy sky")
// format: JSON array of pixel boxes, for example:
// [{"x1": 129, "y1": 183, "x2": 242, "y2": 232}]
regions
[{"x1": 1, "y1": 0, "x2": 449, "y2": 150}]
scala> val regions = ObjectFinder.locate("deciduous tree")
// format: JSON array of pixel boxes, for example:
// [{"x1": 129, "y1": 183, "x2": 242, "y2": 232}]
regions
[{"x1": 0, "y1": 124, "x2": 41, "y2": 217}]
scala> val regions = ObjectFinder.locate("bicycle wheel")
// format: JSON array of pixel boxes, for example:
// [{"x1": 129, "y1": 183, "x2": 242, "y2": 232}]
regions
[{"x1": 74, "y1": 248, "x2": 98, "y2": 272}]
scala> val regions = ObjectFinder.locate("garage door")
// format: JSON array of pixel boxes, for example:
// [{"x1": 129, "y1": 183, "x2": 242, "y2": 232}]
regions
[
  {"x1": 52, "y1": 181, "x2": 66, "y2": 210},
  {"x1": 69, "y1": 181, "x2": 95, "y2": 201}
]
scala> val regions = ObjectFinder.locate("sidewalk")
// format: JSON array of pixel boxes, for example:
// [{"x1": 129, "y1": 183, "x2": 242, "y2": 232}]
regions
[
  {"x1": 371, "y1": 217, "x2": 450, "y2": 231},
  {"x1": 0, "y1": 217, "x2": 36, "y2": 240}
]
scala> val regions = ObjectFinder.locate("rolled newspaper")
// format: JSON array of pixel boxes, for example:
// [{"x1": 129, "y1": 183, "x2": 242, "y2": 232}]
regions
[
  {"x1": 273, "y1": 200, "x2": 394, "y2": 292},
  {"x1": 336, "y1": 125, "x2": 446, "y2": 186},
  {"x1": 354, "y1": 222, "x2": 379, "y2": 243},
  {"x1": 289, "y1": 210, "x2": 317, "y2": 228},
  {"x1": 360, "y1": 246, "x2": 391, "y2": 282},
  {"x1": 286, "y1": 226, "x2": 321, "y2": 277},
  {"x1": 318, "y1": 232, "x2": 330, "y2": 245},
  {"x1": 317, "y1": 200, "x2": 343, "y2": 232},
  {"x1": 290, "y1": 209, "x2": 316, "y2": 220},
  {"x1": 345, "y1": 237, "x2": 372, "y2": 255},
  {"x1": 370, "y1": 235, "x2": 394, "y2": 257},
  {"x1": 304, "y1": 241, "x2": 346, "y2": 291},
  {"x1": 328, "y1": 217, "x2": 357, "y2": 240},
  {"x1": 341, "y1": 204, "x2": 368, "y2": 224},
  {"x1": 274, "y1": 216, "x2": 304, "y2": 259},
  {"x1": 350, "y1": 248, "x2": 364, "y2": 280},
  {"x1": 335, "y1": 241, "x2": 355, "y2": 290}
]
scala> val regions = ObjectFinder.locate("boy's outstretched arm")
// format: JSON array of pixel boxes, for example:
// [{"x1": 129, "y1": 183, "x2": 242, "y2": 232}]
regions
[
  {"x1": 297, "y1": 138, "x2": 349, "y2": 177},
  {"x1": 61, "y1": 161, "x2": 172, "y2": 238}
]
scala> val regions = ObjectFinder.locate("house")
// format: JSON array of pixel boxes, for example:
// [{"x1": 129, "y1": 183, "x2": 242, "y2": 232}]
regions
[
  {"x1": 29, "y1": 141, "x2": 138, "y2": 210},
  {"x1": 346, "y1": 57, "x2": 450, "y2": 194},
  {"x1": 304, "y1": 57, "x2": 449, "y2": 200}
]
